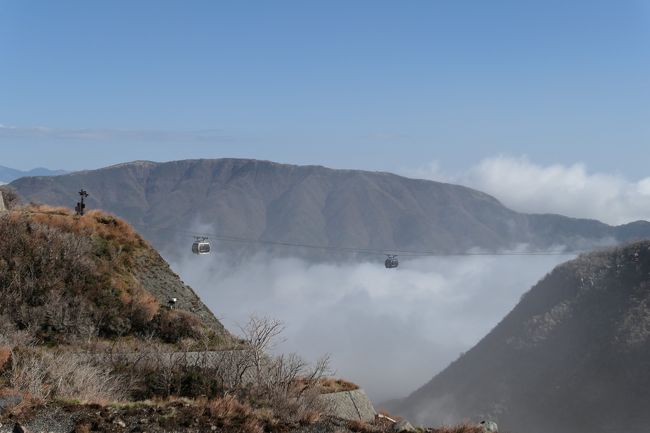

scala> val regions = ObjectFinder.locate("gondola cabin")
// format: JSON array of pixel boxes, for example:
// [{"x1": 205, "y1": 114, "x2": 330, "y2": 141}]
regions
[
  {"x1": 192, "y1": 237, "x2": 211, "y2": 255},
  {"x1": 385, "y1": 255, "x2": 399, "y2": 269}
]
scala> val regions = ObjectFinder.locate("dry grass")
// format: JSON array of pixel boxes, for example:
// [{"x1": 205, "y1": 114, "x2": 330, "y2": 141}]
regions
[
  {"x1": 206, "y1": 395, "x2": 254, "y2": 419},
  {"x1": 298, "y1": 409, "x2": 321, "y2": 424},
  {"x1": 73, "y1": 422, "x2": 92, "y2": 433},
  {"x1": 129, "y1": 288, "x2": 160, "y2": 327},
  {"x1": 241, "y1": 418, "x2": 265, "y2": 433},
  {"x1": 376, "y1": 408, "x2": 401, "y2": 422},
  {"x1": 312, "y1": 377, "x2": 359, "y2": 394},
  {"x1": 197, "y1": 396, "x2": 264, "y2": 432},
  {"x1": 26, "y1": 206, "x2": 144, "y2": 251},
  {"x1": 0, "y1": 205, "x2": 219, "y2": 347},
  {"x1": 158, "y1": 309, "x2": 203, "y2": 343},
  {"x1": 0, "y1": 345, "x2": 11, "y2": 371},
  {"x1": 348, "y1": 419, "x2": 376, "y2": 432},
  {"x1": 8, "y1": 348, "x2": 126, "y2": 403}
]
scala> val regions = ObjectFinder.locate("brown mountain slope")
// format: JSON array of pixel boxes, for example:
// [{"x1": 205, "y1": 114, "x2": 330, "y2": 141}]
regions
[
  {"x1": 10, "y1": 159, "x2": 650, "y2": 258},
  {"x1": 391, "y1": 241, "x2": 650, "y2": 433},
  {"x1": 0, "y1": 204, "x2": 228, "y2": 345}
]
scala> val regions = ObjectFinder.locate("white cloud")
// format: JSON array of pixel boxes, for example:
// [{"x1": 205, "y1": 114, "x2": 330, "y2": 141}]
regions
[
  {"x1": 409, "y1": 156, "x2": 650, "y2": 225},
  {"x1": 170, "y1": 252, "x2": 568, "y2": 403},
  {"x1": 407, "y1": 160, "x2": 451, "y2": 184}
]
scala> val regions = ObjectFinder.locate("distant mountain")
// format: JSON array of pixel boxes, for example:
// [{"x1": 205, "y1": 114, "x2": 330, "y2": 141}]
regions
[
  {"x1": 9, "y1": 159, "x2": 650, "y2": 258},
  {"x1": 0, "y1": 165, "x2": 67, "y2": 183},
  {"x1": 391, "y1": 241, "x2": 650, "y2": 433}
]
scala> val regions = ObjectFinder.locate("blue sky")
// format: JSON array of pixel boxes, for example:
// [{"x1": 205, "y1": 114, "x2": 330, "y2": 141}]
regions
[{"x1": 1, "y1": 0, "x2": 649, "y2": 176}]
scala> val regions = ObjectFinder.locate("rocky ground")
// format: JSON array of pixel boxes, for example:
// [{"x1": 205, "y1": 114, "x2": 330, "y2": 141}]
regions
[
  {"x1": 0, "y1": 401, "x2": 388, "y2": 433},
  {"x1": 0, "y1": 399, "x2": 488, "y2": 433}
]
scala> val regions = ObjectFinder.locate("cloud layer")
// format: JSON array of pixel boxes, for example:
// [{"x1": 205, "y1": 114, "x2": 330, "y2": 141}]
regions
[
  {"x1": 171, "y1": 252, "x2": 568, "y2": 403},
  {"x1": 410, "y1": 156, "x2": 650, "y2": 226}
]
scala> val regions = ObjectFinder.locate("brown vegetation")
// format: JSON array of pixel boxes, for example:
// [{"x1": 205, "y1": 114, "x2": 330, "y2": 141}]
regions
[
  {"x1": 0, "y1": 346, "x2": 11, "y2": 371},
  {"x1": 7, "y1": 347, "x2": 126, "y2": 403},
  {"x1": 348, "y1": 419, "x2": 376, "y2": 432},
  {"x1": 0, "y1": 205, "x2": 217, "y2": 344},
  {"x1": 311, "y1": 377, "x2": 360, "y2": 394},
  {"x1": 0, "y1": 204, "x2": 385, "y2": 432}
]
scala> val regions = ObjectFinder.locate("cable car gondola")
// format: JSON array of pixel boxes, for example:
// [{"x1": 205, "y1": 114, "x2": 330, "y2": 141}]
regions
[
  {"x1": 192, "y1": 236, "x2": 211, "y2": 255},
  {"x1": 385, "y1": 254, "x2": 399, "y2": 269}
]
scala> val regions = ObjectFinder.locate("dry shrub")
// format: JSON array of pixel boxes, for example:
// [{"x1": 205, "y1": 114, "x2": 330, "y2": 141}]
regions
[
  {"x1": 299, "y1": 409, "x2": 321, "y2": 425},
  {"x1": 83, "y1": 210, "x2": 143, "y2": 249},
  {"x1": 74, "y1": 422, "x2": 92, "y2": 433},
  {"x1": 158, "y1": 309, "x2": 202, "y2": 343},
  {"x1": 8, "y1": 348, "x2": 126, "y2": 403},
  {"x1": 241, "y1": 418, "x2": 264, "y2": 433},
  {"x1": 207, "y1": 395, "x2": 253, "y2": 419},
  {"x1": 27, "y1": 207, "x2": 143, "y2": 251},
  {"x1": 0, "y1": 346, "x2": 12, "y2": 371},
  {"x1": 311, "y1": 377, "x2": 359, "y2": 394},
  {"x1": 201, "y1": 396, "x2": 263, "y2": 433},
  {"x1": 0, "y1": 320, "x2": 33, "y2": 349},
  {"x1": 130, "y1": 288, "x2": 160, "y2": 329},
  {"x1": 348, "y1": 419, "x2": 376, "y2": 432},
  {"x1": 0, "y1": 206, "x2": 197, "y2": 344}
]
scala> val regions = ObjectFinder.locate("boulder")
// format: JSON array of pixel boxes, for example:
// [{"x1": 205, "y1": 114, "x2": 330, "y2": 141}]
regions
[
  {"x1": 479, "y1": 420, "x2": 498, "y2": 432},
  {"x1": 12, "y1": 422, "x2": 28, "y2": 433},
  {"x1": 318, "y1": 389, "x2": 376, "y2": 422},
  {"x1": 392, "y1": 419, "x2": 416, "y2": 432}
]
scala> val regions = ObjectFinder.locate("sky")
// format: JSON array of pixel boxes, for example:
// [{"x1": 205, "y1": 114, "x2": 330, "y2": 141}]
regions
[{"x1": 1, "y1": 0, "x2": 649, "y2": 177}]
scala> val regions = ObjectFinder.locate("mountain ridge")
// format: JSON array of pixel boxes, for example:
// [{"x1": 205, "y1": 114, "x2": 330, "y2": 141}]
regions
[
  {"x1": 0, "y1": 165, "x2": 67, "y2": 183},
  {"x1": 391, "y1": 240, "x2": 650, "y2": 433},
  {"x1": 10, "y1": 158, "x2": 650, "y2": 259}
]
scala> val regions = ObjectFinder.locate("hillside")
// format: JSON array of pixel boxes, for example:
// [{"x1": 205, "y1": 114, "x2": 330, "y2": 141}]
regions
[
  {"x1": 0, "y1": 204, "x2": 227, "y2": 345},
  {"x1": 392, "y1": 240, "x2": 650, "y2": 433},
  {"x1": 10, "y1": 159, "x2": 650, "y2": 259},
  {"x1": 0, "y1": 202, "x2": 486, "y2": 433}
]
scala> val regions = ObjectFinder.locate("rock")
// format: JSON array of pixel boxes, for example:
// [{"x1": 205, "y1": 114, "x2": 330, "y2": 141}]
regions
[
  {"x1": 392, "y1": 419, "x2": 416, "y2": 432},
  {"x1": 318, "y1": 389, "x2": 376, "y2": 422},
  {"x1": 12, "y1": 422, "x2": 28, "y2": 433},
  {"x1": 479, "y1": 420, "x2": 499, "y2": 432},
  {"x1": 113, "y1": 418, "x2": 126, "y2": 428},
  {"x1": 0, "y1": 394, "x2": 23, "y2": 415}
]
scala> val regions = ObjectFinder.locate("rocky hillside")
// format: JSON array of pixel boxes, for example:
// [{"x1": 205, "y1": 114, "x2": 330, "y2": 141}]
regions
[
  {"x1": 0, "y1": 204, "x2": 227, "y2": 345},
  {"x1": 392, "y1": 241, "x2": 650, "y2": 433},
  {"x1": 10, "y1": 159, "x2": 650, "y2": 259}
]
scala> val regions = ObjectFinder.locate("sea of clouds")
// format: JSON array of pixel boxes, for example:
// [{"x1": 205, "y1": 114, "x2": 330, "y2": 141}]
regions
[
  {"x1": 169, "y1": 156, "x2": 648, "y2": 403},
  {"x1": 171, "y1": 252, "x2": 569, "y2": 403}
]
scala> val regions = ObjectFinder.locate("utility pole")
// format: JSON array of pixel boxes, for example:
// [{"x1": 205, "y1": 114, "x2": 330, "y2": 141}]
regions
[{"x1": 75, "y1": 189, "x2": 88, "y2": 216}]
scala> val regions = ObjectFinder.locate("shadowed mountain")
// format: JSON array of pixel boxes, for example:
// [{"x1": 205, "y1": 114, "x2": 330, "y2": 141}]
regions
[
  {"x1": 9, "y1": 159, "x2": 650, "y2": 259},
  {"x1": 391, "y1": 241, "x2": 650, "y2": 433}
]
